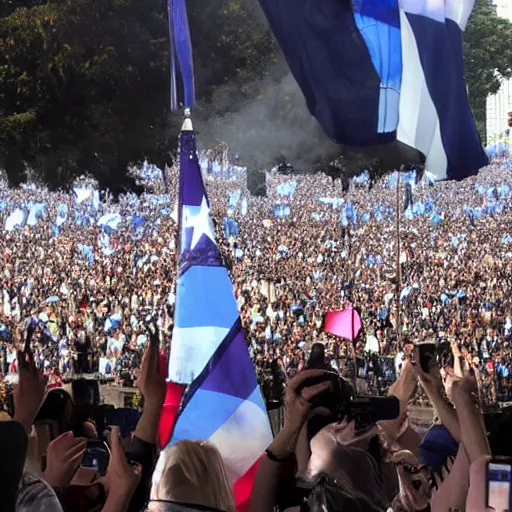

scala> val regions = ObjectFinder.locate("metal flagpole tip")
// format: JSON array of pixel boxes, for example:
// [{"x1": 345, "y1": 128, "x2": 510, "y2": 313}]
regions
[
  {"x1": 181, "y1": 108, "x2": 193, "y2": 131},
  {"x1": 181, "y1": 118, "x2": 193, "y2": 131}
]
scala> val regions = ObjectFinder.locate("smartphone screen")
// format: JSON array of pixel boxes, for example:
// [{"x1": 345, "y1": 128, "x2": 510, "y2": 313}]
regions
[
  {"x1": 80, "y1": 441, "x2": 110, "y2": 477},
  {"x1": 81, "y1": 456, "x2": 99, "y2": 470},
  {"x1": 487, "y1": 462, "x2": 512, "y2": 512}
]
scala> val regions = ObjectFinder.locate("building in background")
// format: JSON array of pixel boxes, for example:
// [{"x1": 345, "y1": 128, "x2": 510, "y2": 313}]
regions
[
  {"x1": 494, "y1": 0, "x2": 512, "y2": 19},
  {"x1": 486, "y1": 0, "x2": 512, "y2": 143}
]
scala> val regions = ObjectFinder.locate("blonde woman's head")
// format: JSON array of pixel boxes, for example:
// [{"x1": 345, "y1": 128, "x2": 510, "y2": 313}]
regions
[{"x1": 150, "y1": 440, "x2": 235, "y2": 512}]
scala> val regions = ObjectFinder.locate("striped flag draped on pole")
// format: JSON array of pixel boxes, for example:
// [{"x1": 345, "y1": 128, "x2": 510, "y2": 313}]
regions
[
  {"x1": 159, "y1": 118, "x2": 273, "y2": 510},
  {"x1": 397, "y1": 0, "x2": 485, "y2": 181}
]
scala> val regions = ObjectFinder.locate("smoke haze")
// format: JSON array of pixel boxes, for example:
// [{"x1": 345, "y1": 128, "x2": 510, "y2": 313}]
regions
[{"x1": 194, "y1": 66, "x2": 341, "y2": 171}]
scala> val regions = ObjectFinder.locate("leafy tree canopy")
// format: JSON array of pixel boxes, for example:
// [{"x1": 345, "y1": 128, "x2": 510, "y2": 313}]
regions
[
  {"x1": 0, "y1": 0, "x2": 276, "y2": 191},
  {"x1": 0, "y1": 0, "x2": 174, "y2": 191}
]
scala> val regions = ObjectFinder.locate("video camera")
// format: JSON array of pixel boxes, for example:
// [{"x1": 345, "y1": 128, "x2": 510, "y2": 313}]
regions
[{"x1": 297, "y1": 370, "x2": 400, "y2": 438}]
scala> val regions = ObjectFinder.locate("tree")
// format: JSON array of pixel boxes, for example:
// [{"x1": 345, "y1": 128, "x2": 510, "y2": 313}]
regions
[
  {"x1": 0, "y1": 0, "x2": 278, "y2": 190},
  {"x1": 464, "y1": 0, "x2": 512, "y2": 142},
  {"x1": 0, "y1": 0, "x2": 173, "y2": 192},
  {"x1": 189, "y1": 0, "x2": 278, "y2": 107}
]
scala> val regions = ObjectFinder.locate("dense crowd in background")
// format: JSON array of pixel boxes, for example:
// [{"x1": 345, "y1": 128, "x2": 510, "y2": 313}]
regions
[
  {"x1": 0, "y1": 159, "x2": 511, "y2": 409},
  {"x1": 1, "y1": 158, "x2": 512, "y2": 512}
]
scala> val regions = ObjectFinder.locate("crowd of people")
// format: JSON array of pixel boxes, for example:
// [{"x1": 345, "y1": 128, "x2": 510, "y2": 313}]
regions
[
  {"x1": 0, "y1": 156, "x2": 511, "y2": 511},
  {"x1": 3, "y1": 317, "x2": 510, "y2": 512},
  {"x1": 0, "y1": 159, "x2": 512, "y2": 407}
]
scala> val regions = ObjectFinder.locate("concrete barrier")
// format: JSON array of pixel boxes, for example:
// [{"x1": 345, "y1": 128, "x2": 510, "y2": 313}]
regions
[{"x1": 100, "y1": 386, "x2": 139, "y2": 408}]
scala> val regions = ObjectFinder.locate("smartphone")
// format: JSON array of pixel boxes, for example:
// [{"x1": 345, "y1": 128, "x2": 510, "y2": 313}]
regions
[
  {"x1": 487, "y1": 460, "x2": 512, "y2": 512},
  {"x1": 418, "y1": 343, "x2": 436, "y2": 373},
  {"x1": 80, "y1": 440, "x2": 110, "y2": 477},
  {"x1": 33, "y1": 420, "x2": 58, "y2": 442}
]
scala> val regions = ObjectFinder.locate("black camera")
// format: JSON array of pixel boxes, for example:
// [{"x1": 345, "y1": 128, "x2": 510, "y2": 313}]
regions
[{"x1": 297, "y1": 371, "x2": 400, "y2": 438}]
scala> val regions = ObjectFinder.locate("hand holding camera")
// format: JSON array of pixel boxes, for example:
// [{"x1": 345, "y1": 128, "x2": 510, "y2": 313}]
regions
[{"x1": 284, "y1": 369, "x2": 332, "y2": 430}]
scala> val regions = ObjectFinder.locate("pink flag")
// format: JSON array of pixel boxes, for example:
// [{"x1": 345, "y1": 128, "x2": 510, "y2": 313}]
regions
[{"x1": 324, "y1": 307, "x2": 362, "y2": 341}]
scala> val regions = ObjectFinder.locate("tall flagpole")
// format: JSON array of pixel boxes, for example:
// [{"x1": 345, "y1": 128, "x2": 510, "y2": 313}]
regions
[
  {"x1": 171, "y1": 109, "x2": 193, "y2": 365},
  {"x1": 351, "y1": 307, "x2": 358, "y2": 394},
  {"x1": 396, "y1": 171, "x2": 402, "y2": 350},
  {"x1": 177, "y1": 109, "x2": 192, "y2": 264}
]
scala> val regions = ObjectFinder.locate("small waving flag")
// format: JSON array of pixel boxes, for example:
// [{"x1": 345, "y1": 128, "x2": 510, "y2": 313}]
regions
[
  {"x1": 159, "y1": 117, "x2": 272, "y2": 510},
  {"x1": 325, "y1": 308, "x2": 362, "y2": 342},
  {"x1": 4, "y1": 208, "x2": 25, "y2": 232}
]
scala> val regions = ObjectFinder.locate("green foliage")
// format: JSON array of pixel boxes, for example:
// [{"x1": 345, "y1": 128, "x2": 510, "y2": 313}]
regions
[
  {"x1": 189, "y1": 0, "x2": 277, "y2": 98},
  {"x1": 464, "y1": 0, "x2": 512, "y2": 142},
  {"x1": 0, "y1": 0, "x2": 173, "y2": 190},
  {"x1": 0, "y1": 0, "x2": 276, "y2": 189}
]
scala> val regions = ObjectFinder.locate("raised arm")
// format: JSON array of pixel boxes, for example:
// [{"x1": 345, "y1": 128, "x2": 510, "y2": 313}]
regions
[{"x1": 250, "y1": 370, "x2": 330, "y2": 512}]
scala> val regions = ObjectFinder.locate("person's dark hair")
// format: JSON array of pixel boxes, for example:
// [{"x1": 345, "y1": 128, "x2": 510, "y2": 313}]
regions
[
  {"x1": 35, "y1": 389, "x2": 74, "y2": 435},
  {"x1": 306, "y1": 343, "x2": 326, "y2": 369},
  {"x1": 302, "y1": 474, "x2": 388, "y2": 512}
]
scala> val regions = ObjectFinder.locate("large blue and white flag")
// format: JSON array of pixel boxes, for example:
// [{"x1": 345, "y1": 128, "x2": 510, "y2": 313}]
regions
[
  {"x1": 98, "y1": 213, "x2": 121, "y2": 231},
  {"x1": 397, "y1": 0, "x2": 486, "y2": 180},
  {"x1": 5, "y1": 208, "x2": 25, "y2": 232},
  {"x1": 162, "y1": 119, "x2": 272, "y2": 502},
  {"x1": 92, "y1": 191, "x2": 100, "y2": 210},
  {"x1": 27, "y1": 203, "x2": 45, "y2": 227},
  {"x1": 240, "y1": 197, "x2": 248, "y2": 216},
  {"x1": 99, "y1": 232, "x2": 115, "y2": 256},
  {"x1": 228, "y1": 190, "x2": 241, "y2": 208},
  {"x1": 277, "y1": 180, "x2": 297, "y2": 197},
  {"x1": 56, "y1": 204, "x2": 68, "y2": 227},
  {"x1": 353, "y1": 170, "x2": 370, "y2": 185},
  {"x1": 400, "y1": 285, "x2": 413, "y2": 301},
  {"x1": 274, "y1": 204, "x2": 291, "y2": 218},
  {"x1": 258, "y1": 0, "x2": 487, "y2": 180},
  {"x1": 73, "y1": 187, "x2": 92, "y2": 204},
  {"x1": 77, "y1": 244, "x2": 94, "y2": 265}
]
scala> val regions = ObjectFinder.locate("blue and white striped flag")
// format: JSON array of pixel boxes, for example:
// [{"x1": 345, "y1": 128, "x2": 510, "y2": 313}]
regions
[{"x1": 259, "y1": 0, "x2": 487, "y2": 180}]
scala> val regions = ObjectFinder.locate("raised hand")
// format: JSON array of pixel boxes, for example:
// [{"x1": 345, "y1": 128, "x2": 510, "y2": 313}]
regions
[
  {"x1": 13, "y1": 348, "x2": 48, "y2": 433},
  {"x1": 430, "y1": 449, "x2": 470, "y2": 512},
  {"x1": 440, "y1": 366, "x2": 462, "y2": 403},
  {"x1": 451, "y1": 374, "x2": 479, "y2": 403},
  {"x1": 44, "y1": 432, "x2": 87, "y2": 489},
  {"x1": 411, "y1": 345, "x2": 442, "y2": 391},
  {"x1": 101, "y1": 426, "x2": 142, "y2": 511},
  {"x1": 137, "y1": 338, "x2": 166, "y2": 407},
  {"x1": 283, "y1": 369, "x2": 331, "y2": 429}
]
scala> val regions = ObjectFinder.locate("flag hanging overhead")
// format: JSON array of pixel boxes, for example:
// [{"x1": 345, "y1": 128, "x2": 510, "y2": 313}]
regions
[
  {"x1": 161, "y1": 118, "x2": 273, "y2": 510},
  {"x1": 258, "y1": 0, "x2": 488, "y2": 181}
]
